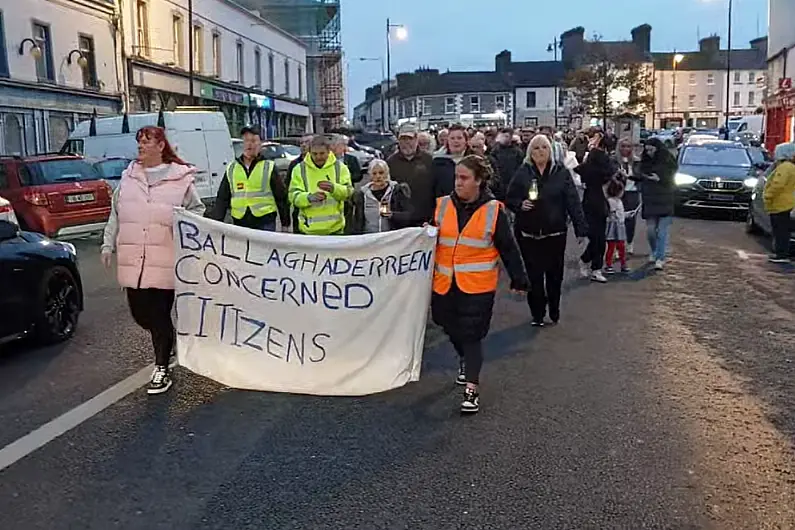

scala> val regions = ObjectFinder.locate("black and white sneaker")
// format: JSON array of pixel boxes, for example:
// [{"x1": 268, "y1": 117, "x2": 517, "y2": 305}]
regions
[
  {"x1": 456, "y1": 361, "x2": 467, "y2": 385},
  {"x1": 603, "y1": 266, "x2": 615, "y2": 275},
  {"x1": 460, "y1": 388, "x2": 480, "y2": 413},
  {"x1": 768, "y1": 255, "x2": 790, "y2": 264},
  {"x1": 531, "y1": 320, "x2": 545, "y2": 327},
  {"x1": 147, "y1": 366, "x2": 173, "y2": 395}
]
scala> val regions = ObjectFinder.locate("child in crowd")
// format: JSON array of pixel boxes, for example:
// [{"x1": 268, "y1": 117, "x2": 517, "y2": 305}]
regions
[{"x1": 604, "y1": 178, "x2": 629, "y2": 274}]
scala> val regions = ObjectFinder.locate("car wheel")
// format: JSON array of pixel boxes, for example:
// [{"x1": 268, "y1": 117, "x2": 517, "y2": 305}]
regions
[
  {"x1": 35, "y1": 266, "x2": 81, "y2": 344},
  {"x1": 746, "y1": 209, "x2": 763, "y2": 234}
]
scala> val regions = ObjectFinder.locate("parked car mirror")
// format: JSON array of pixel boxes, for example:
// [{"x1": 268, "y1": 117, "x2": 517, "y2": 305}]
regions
[{"x1": 0, "y1": 220, "x2": 19, "y2": 241}]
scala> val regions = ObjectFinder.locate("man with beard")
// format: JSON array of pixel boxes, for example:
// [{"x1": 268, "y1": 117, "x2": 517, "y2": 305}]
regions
[{"x1": 387, "y1": 123, "x2": 434, "y2": 225}]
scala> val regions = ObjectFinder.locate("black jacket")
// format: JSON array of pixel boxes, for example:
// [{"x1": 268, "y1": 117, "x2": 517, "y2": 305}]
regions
[
  {"x1": 430, "y1": 190, "x2": 529, "y2": 343},
  {"x1": 387, "y1": 149, "x2": 434, "y2": 225},
  {"x1": 574, "y1": 148, "x2": 615, "y2": 217},
  {"x1": 638, "y1": 139, "x2": 678, "y2": 219},
  {"x1": 209, "y1": 154, "x2": 290, "y2": 228},
  {"x1": 506, "y1": 161, "x2": 588, "y2": 238},
  {"x1": 490, "y1": 144, "x2": 525, "y2": 201},
  {"x1": 349, "y1": 182, "x2": 413, "y2": 234},
  {"x1": 431, "y1": 150, "x2": 472, "y2": 198},
  {"x1": 343, "y1": 153, "x2": 364, "y2": 184}
]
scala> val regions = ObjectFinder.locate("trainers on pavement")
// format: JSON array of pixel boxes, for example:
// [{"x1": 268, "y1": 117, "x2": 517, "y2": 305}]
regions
[
  {"x1": 147, "y1": 366, "x2": 172, "y2": 395},
  {"x1": 648, "y1": 254, "x2": 657, "y2": 264},
  {"x1": 604, "y1": 266, "x2": 615, "y2": 275},
  {"x1": 590, "y1": 270, "x2": 608, "y2": 283},
  {"x1": 768, "y1": 255, "x2": 790, "y2": 264},
  {"x1": 654, "y1": 260, "x2": 665, "y2": 271},
  {"x1": 456, "y1": 361, "x2": 466, "y2": 386},
  {"x1": 531, "y1": 320, "x2": 545, "y2": 328},
  {"x1": 621, "y1": 265, "x2": 631, "y2": 273},
  {"x1": 461, "y1": 388, "x2": 480, "y2": 413},
  {"x1": 627, "y1": 243, "x2": 634, "y2": 255}
]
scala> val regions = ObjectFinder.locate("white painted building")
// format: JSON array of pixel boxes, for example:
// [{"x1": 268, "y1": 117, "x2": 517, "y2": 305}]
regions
[
  {"x1": 765, "y1": 0, "x2": 795, "y2": 149},
  {"x1": 124, "y1": 0, "x2": 309, "y2": 137},
  {"x1": 514, "y1": 86, "x2": 570, "y2": 129},
  {"x1": 0, "y1": 0, "x2": 123, "y2": 155}
]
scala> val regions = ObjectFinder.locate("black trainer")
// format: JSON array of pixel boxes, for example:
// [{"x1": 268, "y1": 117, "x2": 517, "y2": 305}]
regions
[
  {"x1": 147, "y1": 366, "x2": 173, "y2": 395},
  {"x1": 456, "y1": 361, "x2": 466, "y2": 385},
  {"x1": 531, "y1": 320, "x2": 545, "y2": 327},
  {"x1": 460, "y1": 387, "x2": 480, "y2": 413}
]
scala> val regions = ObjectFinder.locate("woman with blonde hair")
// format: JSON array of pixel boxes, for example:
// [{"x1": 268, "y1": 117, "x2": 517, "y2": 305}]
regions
[
  {"x1": 507, "y1": 134, "x2": 588, "y2": 326},
  {"x1": 350, "y1": 159, "x2": 413, "y2": 234}
]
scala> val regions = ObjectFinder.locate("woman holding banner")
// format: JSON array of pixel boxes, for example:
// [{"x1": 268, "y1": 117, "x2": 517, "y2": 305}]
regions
[
  {"x1": 431, "y1": 155, "x2": 528, "y2": 414},
  {"x1": 101, "y1": 126, "x2": 205, "y2": 395}
]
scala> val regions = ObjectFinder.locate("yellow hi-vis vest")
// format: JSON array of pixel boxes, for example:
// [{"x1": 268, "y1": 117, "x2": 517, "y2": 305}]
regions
[
  {"x1": 227, "y1": 159, "x2": 276, "y2": 219},
  {"x1": 296, "y1": 160, "x2": 344, "y2": 234}
]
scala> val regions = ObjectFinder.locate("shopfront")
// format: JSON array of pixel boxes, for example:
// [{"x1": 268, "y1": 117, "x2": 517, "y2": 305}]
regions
[
  {"x1": 272, "y1": 99, "x2": 310, "y2": 137},
  {"x1": 248, "y1": 94, "x2": 275, "y2": 137},
  {"x1": 198, "y1": 84, "x2": 251, "y2": 136},
  {"x1": 0, "y1": 79, "x2": 120, "y2": 156},
  {"x1": 765, "y1": 85, "x2": 794, "y2": 152}
]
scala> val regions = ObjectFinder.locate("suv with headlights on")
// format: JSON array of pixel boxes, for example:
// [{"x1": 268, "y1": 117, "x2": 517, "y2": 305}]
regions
[{"x1": 674, "y1": 140, "x2": 767, "y2": 216}]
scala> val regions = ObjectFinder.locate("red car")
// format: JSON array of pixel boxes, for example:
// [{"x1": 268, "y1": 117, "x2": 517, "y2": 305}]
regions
[{"x1": 0, "y1": 154, "x2": 111, "y2": 239}]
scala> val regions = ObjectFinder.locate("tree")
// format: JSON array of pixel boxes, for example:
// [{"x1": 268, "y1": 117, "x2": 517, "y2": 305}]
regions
[{"x1": 564, "y1": 35, "x2": 654, "y2": 127}]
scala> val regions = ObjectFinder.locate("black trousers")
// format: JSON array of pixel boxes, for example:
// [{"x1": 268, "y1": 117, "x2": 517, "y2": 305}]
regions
[
  {"x1": 770, "y1": 211, "x2": 792, "y2": 258},
  {"x1": 451, "y1": 339, "x2": 483, "y2": 385},
  {"x1": 518, "y1": 234, "x2": 567, "y2": 322},
  {"x1": 581, "y1": 212, "x2": 607, "y2": 270},
  {"x1": 127, "y1": 288, "x2": 175, "y2": 367}
]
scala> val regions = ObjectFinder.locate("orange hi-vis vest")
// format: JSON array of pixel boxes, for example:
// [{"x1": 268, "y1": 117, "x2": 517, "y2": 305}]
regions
[{"x1": 432, "y1": 196, "x2": 501, "y2": 295}]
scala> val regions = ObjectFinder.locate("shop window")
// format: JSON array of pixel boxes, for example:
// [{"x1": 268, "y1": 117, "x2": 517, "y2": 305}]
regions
[
  {"x1": 78, "y1": 35, "x2": 97, "y2": 88},
  {"x1": 0, "y1": 11, "x2": 8, "y2": 77},
  {"x1": 48, "y1": 115, "x2": 71, "y2": 151},
  {"x1": 32, "y1": 22, "x2": 54, "y2": 81},
  {"x1": 4, "y1": 114, "x2": 23, "y2": 156}
]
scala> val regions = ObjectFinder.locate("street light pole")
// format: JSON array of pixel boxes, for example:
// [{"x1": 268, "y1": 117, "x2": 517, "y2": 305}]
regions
[
  {"x1": 188, "y1": 0, "x2": 194, "y2": 101},
  {"x1": 724, "y1": 0, "x2": 733, "y2": 138},
  {"x1": 386, "y1": 18, "x2": 391, "y2": 132},
  {"x1": 548, "y1": 38, "x2": 558, "y2": 128}
]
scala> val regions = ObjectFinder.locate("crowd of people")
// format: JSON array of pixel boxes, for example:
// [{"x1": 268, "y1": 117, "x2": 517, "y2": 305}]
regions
[{"x1": 101, "y1": 121, "x2": 685, "y2": 414}]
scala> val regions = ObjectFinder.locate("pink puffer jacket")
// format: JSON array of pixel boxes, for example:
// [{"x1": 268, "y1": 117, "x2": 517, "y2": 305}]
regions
[{"x1": 116, "y1": 161, "x2": 195, "y2": 289}]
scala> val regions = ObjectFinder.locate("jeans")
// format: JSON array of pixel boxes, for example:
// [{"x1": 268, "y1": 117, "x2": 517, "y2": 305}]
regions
[
  {"x1": 646, "y1": 215, "x2": 673, "y2": 261},
  {"x1": 127, "y1": 288, "x2": 175, "y2": 367},
  {"x1": 451, "y1": 340, "x2": 483, "y2": 385},
  {"x1": 770, "y1": 210, "x2": 792, "y2": 258},
  {"x1": 518, "y1": 234, "x2": 566, "y2": 323},
  {"x1": 581, "y1": 213, "x2": 607, "y2": 270}
]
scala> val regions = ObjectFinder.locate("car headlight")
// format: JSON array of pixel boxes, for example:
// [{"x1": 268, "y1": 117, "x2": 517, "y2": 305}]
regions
[
  {"x1": 744, "y1": 177, "x2": 758, "y2": 188},
  {"x1": 675, "y1": 173, "x2": 697, "y2": 186}
]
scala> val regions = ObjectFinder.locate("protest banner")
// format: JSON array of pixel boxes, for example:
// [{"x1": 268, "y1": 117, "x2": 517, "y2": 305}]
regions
[{"x1": 172, "y1": 209, "x2": 437, "y2": 396}]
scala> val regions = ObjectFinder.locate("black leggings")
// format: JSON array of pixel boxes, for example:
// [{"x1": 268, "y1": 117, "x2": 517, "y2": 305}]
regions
[
  {"x1": 451, "y1": 340, "x2": 483, "y2": 385},
  {"x1": 127, "y1": 288, "x2": 175, "y2": 367},
  {"x1": 518, "y1": 234, "x2": 567, "y2": 322},
  {"x1": 581, "y1": 212, "x2": 607, "y2": 270}
]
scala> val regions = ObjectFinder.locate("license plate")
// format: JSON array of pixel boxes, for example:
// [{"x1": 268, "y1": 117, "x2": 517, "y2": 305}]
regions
[
  {"x1": 708, "y1": 193, "x2": 734, "y2": 201},
  {"x1": 65, "y1": 193, "x2": 95, "y2": 204}
]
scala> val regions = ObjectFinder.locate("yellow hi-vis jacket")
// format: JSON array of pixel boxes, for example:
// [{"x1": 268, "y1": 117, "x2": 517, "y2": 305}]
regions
[
  {"x1": 226, "y1": 159, "x2": 276, "y2": 219},
  {"x1": 288, "y1": 152, "x2": 353, "y2": 235}
]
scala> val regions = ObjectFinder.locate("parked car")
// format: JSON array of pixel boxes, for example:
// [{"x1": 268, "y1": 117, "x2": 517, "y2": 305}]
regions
[
  {"x1": 0, "y1": 220, "x2": 83, "y2": 345},
  {"x1": 90, "y1": 157, "x2": 133, "y2": 191},
  {"x1": 673, "y1": 140, "x2": 764, "y2": 215},
  {"x1": 261, "y1": 142, "x2": 300, "y2": 179},
  {"x1": 0, "y1": 154, "x2": 112, "y2": 239},
  {"x1": 0, "y1": 196, "x2": 18, "y2": 225},
  {"x1": 746, "y1": 163, "x2": 795, "y2": 249},
  {"x1": 353, "y1": 131, "x2": 397, "y2": 154}
]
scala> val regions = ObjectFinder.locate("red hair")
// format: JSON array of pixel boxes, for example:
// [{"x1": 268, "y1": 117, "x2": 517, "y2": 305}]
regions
[{"x1": 136, "y1": 126, "x2": 189, "y2": 165}]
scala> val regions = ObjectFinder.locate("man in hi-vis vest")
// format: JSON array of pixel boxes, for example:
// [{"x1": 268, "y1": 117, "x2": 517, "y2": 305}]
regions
[
  {"x1": 288, "y1": 134, "x2": 353, "y2": 235},
  {"x1": 209, "y1": 126, "x2": 290, "y2": 231}
]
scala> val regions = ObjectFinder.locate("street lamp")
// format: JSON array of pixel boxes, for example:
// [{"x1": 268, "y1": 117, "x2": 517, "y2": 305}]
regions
[
  {"x1": 672, "y1": 53, "x2": 684, "y2": 122},
  {"x1": 386, "y1": 18, "x2": 407, "y2": 132},
  {"x1": 66, "y1": 49, "x2": 88, "y2": 69},
  {"x1": 18, "y1": 38, "x2": 42, "y2": 60},
  {"x1": 548, "y1": 38, "x2": 560, "y2": 129},
  {"x1": 724, "y1": 0, "x2": 733, "y2": 139}
]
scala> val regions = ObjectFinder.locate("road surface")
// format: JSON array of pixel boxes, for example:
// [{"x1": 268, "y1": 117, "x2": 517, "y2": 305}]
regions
[{"x1": 1, "y1": 216, "x2": 794, "y2": 530}]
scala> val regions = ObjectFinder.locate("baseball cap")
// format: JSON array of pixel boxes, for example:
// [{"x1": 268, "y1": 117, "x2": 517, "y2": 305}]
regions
[{"x1": 398, "y1": 123, "x2": 418, "y2": 138}]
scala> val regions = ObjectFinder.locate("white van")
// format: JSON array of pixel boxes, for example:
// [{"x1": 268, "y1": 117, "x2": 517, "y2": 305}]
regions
[
  {"x1": 733, "y1": 115, "x2": 765, "y2": 137},
  {"x1": 64, "y1": 111, "x2": 235, "y2": 205}
]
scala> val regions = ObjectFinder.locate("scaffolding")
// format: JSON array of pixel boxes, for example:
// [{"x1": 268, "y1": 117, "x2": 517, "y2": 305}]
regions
[{"x1": 238, "y1": 0, "x2": 344, "y2": 132}]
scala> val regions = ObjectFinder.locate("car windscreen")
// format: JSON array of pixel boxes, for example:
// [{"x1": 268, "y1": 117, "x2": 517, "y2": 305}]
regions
[
  {"x1": 282, "y1": 145, "x2": 301, "y2": 156},
  {"x1": 94, "y1": 159, "x2": 131, "y2": 179},
  {"x1": 681, "y1": 146, "x2": 751, "y2": 167},
  {"x1": 25, "y1": 159, "x2": 103, "y2": 184}
]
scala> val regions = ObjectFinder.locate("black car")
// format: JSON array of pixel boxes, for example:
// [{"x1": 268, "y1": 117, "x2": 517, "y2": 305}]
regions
[
  {"x1": 0, "y1": 220, "x2": 83, "y2": 345},
  {"x1": 674, "y1": 140, "x2": 766, "y2": 214}
]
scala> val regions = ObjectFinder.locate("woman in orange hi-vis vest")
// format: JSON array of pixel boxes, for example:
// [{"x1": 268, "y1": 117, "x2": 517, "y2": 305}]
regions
[{"x1": 430, "y1": 155, "x2": 529, "y2": 414}]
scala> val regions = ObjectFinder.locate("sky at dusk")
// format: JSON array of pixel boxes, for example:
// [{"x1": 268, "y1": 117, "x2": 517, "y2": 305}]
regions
[{"x1": 341, "y1": 0, "x2": 768, "y2": 115}]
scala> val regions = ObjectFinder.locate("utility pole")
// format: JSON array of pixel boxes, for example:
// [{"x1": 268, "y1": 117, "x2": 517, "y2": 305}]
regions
[
  {"x1": 548, "y1": 38, "x2": 559, "y2": 128},
  {"x1": 724, "y1": 0, "x2": 733, "y2": 138},
  {"x1": 188, "y1": 0, "x2": 194, "y2": 101}
]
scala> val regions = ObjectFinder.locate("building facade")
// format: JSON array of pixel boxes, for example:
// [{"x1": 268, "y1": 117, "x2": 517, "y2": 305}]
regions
[
  {"x1": 765, "y1": 0, "x2": 795, "y2": 150},
  {"x1": 124, "y1": 0, "x2": 309, "y2": 137},
  {"x1": 0, "y1": 0, "x2": 123, "y2": 155},
  {"x1": 652, "y1": 36, "x2": 767, "y2": 130}
]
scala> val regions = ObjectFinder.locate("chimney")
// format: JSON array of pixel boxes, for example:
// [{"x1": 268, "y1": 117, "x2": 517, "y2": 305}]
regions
[
  {"x1": 631, "y1": 24, "x2": 651, "y2": 54},
  {"x1": 495, "y1": 50, "x2": 512, "y2": 73},
  {"x1": 699, "y1": 35, "x2": 720, "y2": 55},
  {"x1": 560, "y1": 27, "x2": 585, "y2": 67}
]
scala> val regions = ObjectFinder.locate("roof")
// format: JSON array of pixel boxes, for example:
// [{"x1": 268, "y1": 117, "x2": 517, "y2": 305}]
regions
[
  {"x1": 506, "y1": 61, "x2": 566, "y2": 87},
  {"x1": 653, "y1": 49, "x2": 766, "y2": 71},
  {"x1": 582, "y1": 40, "x2": 651, "y2": 64},
  {"x1": 395, "y1": 71, "x2": 511, "y2": 97}
]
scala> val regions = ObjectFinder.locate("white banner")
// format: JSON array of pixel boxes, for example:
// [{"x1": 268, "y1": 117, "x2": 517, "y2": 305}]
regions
[{"x1": 172, "y1": 210, "x2": 437, "y2": 396}]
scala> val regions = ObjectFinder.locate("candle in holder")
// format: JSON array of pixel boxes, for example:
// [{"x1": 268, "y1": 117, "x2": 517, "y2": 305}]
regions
[
  {"x1": 379, "y1": 201, "x2": 391, "y2": 216},
  {"x1": 528, "y1": 179, "x2": 539, "y2": 201}
]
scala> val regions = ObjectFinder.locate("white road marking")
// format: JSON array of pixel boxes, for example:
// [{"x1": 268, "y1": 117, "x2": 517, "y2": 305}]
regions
[
  {"x1": 737, "y1": 250, "x2": 749, "y2": 260},
  {"x1": 0, "y1": 364, "x2": 154, "y2": 472}
]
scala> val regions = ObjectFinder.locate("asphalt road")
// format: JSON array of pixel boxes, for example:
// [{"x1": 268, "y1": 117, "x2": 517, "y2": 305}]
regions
[{"x1": 1, "y1": 215, "x2": 794, "y2": 530}]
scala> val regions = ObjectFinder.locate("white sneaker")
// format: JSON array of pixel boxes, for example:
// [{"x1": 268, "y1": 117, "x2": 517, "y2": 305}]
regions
[
  {"x1": 654, "y1": 260, "x2": 665, "y2": 271},
  {"x1": 627, "y1": 243, "x2": 634, "y2": 255},
  {"x1": 590, "y1": 270, "x2": 608, "y2": 283},
  {"x1": 580, "y1": 261, "x2": 592, "y2": 278},
  {"x1": 648, "y1": 254, "x2": 657, "y2": 264}
]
